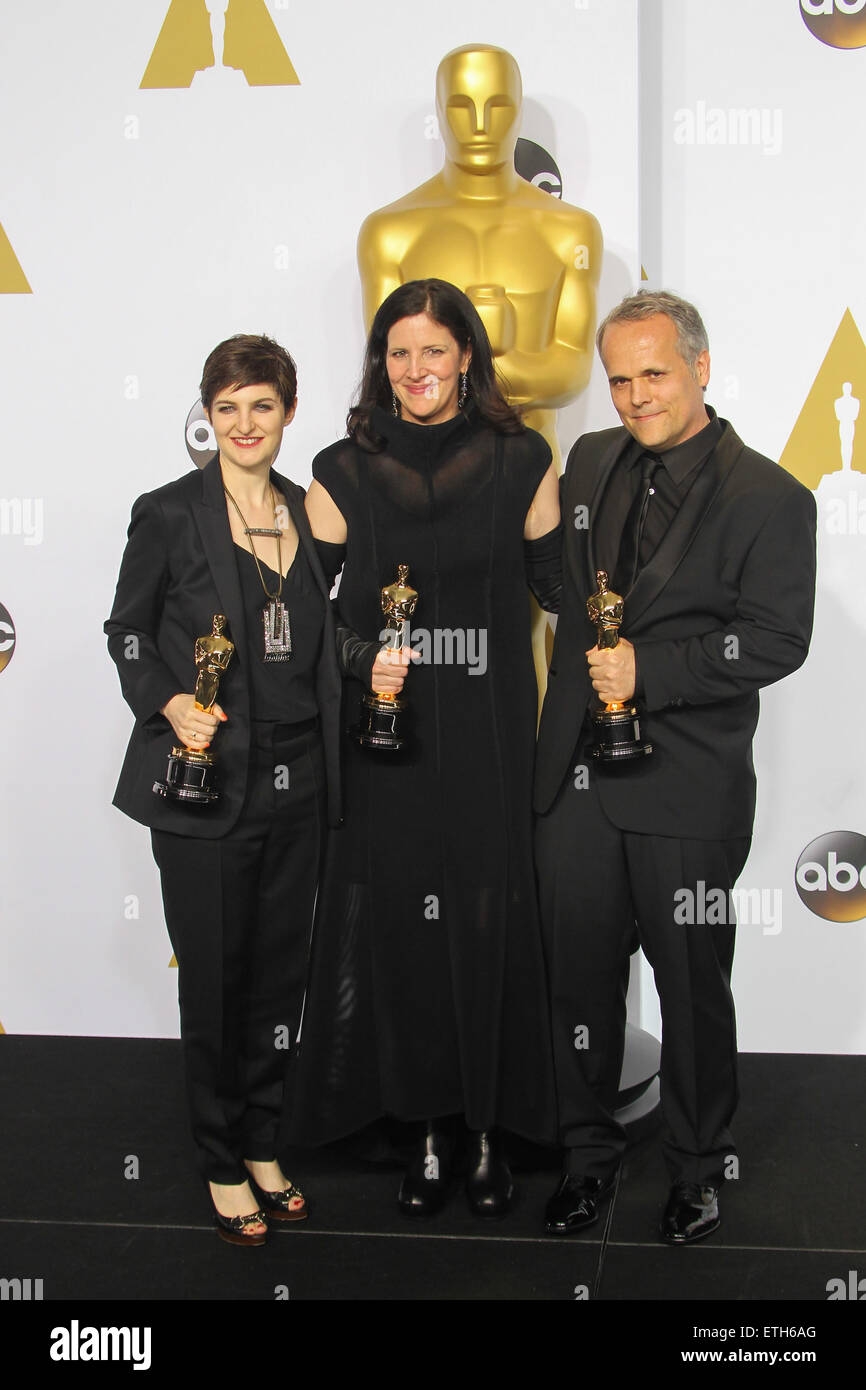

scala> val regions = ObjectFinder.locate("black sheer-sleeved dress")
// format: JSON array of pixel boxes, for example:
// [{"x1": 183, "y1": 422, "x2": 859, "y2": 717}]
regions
[{"x1": 291, "y1": 403, "x2": 556, "y2": 1145}]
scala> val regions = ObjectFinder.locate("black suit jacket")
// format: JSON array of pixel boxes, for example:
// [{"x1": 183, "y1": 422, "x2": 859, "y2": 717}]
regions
[
  {"x1": 534, "y1": 419, "x2": 817, "y2": 838},
  {"x1": 105, "y1": 456, "x2": 342, "y2": 835}
]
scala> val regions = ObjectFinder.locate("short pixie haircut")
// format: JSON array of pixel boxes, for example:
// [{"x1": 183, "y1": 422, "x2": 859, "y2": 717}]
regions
[{"x1": 200, "y1": 334, "x2": 297, "y2": 413}]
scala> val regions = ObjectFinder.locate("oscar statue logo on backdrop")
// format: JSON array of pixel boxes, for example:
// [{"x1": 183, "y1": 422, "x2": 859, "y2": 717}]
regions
[
  {"x1": 0, "y1": 221, "x2": 30, "y2": 294},
  {"x1": 141, "y1": 0, "x2": 299, "y2": 89},
  {"x1": 782, "y1": 313, "x2": 865, "y2": 934},
  {"x1": 779, "y1": 309, "x2": 866, "y2": 490},
  {"x1": 800, "y1": 0, "x2": 866, "y2": 49},
  {"x1": 796, "y1": 833, "x2": 866, "y2": 922},
  {"x1": 780, "y1": 309, "x2": 866, "y2": 543},
  {"x1": 0, "y1": 602, "x2": 16, "y2": 674}
]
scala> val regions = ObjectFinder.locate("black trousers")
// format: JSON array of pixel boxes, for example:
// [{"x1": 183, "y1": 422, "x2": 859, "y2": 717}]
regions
[
  {"x1": 534, "y1": 747, "x2": 750, "y2": 1186},
  {"x1": 151, "y1": 721, "x2": 325, "y2": 1184}
]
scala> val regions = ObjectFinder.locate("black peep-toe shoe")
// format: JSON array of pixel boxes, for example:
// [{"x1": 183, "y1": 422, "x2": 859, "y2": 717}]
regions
[
  {"x1": 208, "y1": 1188, "x2": 269, "y2": 1247},
  {"x1": 247, "y1": 1175, "x2": 308, "y2": 1222}
]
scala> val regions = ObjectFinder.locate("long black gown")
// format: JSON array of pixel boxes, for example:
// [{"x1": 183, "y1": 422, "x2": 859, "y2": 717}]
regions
[{"x1": 292, "y1": 403, "x2": 556, "y2": 1144}]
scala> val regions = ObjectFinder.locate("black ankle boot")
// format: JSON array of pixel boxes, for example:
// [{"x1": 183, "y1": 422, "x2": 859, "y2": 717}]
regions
[
  {"x1": 397, "y1": 1120, "x2": 453, "y2": 1217},
  {"x1": 465, "y1": 1130, "x2": 514, "y2": 1218}
]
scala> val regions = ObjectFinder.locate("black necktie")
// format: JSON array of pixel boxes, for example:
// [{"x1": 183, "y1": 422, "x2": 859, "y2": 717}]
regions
[{"x1": 613, "y1": 453, "x2": 660, "y2": 595}]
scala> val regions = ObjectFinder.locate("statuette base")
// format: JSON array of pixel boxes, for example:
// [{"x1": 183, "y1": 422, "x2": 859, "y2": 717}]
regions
[
  {"x1": 153, "y1": 746, "x2": 221, "y2": 804},
  {"x1": 591, "y1": 706, "x2": 653, "y2": 763},
  {"x1": 356, "y1": 692, "x2": 409, "y2": 753}
]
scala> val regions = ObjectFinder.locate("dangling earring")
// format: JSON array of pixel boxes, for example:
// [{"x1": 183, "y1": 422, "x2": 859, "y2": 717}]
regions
[
  {"x1": 458, "y1": 371, "x2": 468, "y2": 408},
  {"x1": 392, "y1": 389, "x2": 400, "y2": 417}
]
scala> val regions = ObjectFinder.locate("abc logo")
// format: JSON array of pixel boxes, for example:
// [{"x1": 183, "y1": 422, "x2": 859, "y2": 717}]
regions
[
  {"x1": 795, "y1": 831, "x2": 866, "y2": 922},
  {"x1": 800, "y1": 0, "x2": 866, "y2": 48},
  {"x1": 0, "y1": 601, "x2": 15, "y2": 674},
  {"x1": 514, "y1": 138, "x2": 563, "y2": 199},
  {"x1": 184, "y1": 399, "x2": 217, "y2": 469}
]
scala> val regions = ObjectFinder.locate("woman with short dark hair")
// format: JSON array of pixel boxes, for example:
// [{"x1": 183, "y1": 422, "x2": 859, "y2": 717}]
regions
[
  {"x1": 294, "y1": 280, "x2": 560, "y2": 1217},
  {"x1": 106, "y1": 334, "x2": 341, "y2": 1245}
]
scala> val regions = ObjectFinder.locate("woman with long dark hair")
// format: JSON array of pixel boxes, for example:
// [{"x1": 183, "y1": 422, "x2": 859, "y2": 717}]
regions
[{"x1": 293, "y1": 280, "x2": 561, "y2": 1217}]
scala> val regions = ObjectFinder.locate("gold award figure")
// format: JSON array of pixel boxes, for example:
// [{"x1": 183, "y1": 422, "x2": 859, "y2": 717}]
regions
[
  {"x1": 193, "y1": 614, "x2": 234, "y2": 713},
  {"x1": 358, "y1": 43, "x2": 603, "y2": 466},
  {"x1": 586, "y1": 571, "x2": 651, "y2": 763},
  {"x1": 154, "y1": 615, "x2": 235, "y2": 803},
  {"x1": 586, "y1": 570, "x2": 624, "y2": 652},
  {"x1": 358, "y1": 565, "x2": 419, "y2": 753},
  {"x1": 380, "y1": 564, "x2": 419, "y2": 661}
]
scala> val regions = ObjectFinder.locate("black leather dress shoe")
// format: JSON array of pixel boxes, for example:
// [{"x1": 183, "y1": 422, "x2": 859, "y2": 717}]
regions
[
  {"x1": 397, "y1": 1122, "x2": 453, "y2": 1217},
  {"x1": 544, "y1": 1171, "x2": 617, "y2": 1236},
  {"x1": 660, "y1": 1182, "x2": 720, "y2": 1244},
  {"x1": 465, "y1": 1131, "x2": 514, "y2": 1218}
]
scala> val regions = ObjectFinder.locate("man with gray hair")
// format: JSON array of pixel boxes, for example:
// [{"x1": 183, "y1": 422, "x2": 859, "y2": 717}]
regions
[{"x1": 533, "y1": 289, "x2": 816, "y2": 1242}]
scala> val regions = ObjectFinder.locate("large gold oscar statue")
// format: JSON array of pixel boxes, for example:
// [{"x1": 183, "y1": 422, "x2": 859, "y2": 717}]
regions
[{"x1": 358, "y1": 43, "x2": 602, "y2": 466}]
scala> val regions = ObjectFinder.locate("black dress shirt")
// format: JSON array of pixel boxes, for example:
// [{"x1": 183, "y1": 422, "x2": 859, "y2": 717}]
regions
[
  {"x1": 604, "y1": 408, "x2": 724, "y2": 589},
  {"x1": 594, "y1": 406, "x2": 723, "y2": 699}
]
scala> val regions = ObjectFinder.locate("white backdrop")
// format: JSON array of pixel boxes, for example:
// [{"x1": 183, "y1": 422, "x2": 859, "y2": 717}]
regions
[
  {"x1": 1, "y1": 1, "x2": 862, "y2": 1051},
  {"x1": 639, "y1": 0, "x2": 866, "y2": 1052},
  {"x1": 0, "y1": 0, "x2": 639, "y2": 1036}
]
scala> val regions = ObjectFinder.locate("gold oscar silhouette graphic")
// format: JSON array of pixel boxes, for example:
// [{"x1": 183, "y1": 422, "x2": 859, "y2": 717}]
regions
[
  {"x1": 141, "y1": 0, "x2": 299, "y2": 89},
  {"x1": 0, "y1": 221, "x2": 30, "y2": 294},
  {"x1": 780, "y1": 308, "x2": 866, "y2": 489}
]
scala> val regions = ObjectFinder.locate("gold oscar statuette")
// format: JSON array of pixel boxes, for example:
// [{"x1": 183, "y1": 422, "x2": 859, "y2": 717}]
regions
[
  {"x1": 153, "y1": 614, "x2": 235, "y2": 803},
  {"x1": 357, "y1": 565, "x2": 419, "y2": 753},
  {"x1": 586, "y1": 571, "x2": 652, "y2": 763}
]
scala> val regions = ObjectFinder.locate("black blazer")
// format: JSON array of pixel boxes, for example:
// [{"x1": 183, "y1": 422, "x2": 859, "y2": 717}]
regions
[
  {"x1": 534, "y1": 419, "x2": 817, "y2": 838},
  {"x1": 105, "y1": 456, "x2": 342, "y2": 835}
]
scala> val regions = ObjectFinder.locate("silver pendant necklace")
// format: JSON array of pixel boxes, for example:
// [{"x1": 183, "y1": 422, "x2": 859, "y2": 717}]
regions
[{"x1": 224, "y1": 483, "x2": 292, "y2": 663}]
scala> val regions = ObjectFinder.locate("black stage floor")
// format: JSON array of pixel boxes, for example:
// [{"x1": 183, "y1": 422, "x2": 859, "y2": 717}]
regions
[{"x1": 0, "y1": 1038, "x2": 863, "y2": 1314}]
